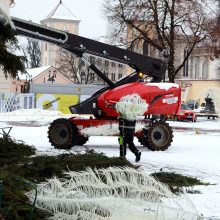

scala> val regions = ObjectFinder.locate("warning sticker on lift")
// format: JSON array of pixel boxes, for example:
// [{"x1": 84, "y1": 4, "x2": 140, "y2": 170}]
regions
[{"x1": 162, "y1": 96, "x2": 178, "y2": 104}]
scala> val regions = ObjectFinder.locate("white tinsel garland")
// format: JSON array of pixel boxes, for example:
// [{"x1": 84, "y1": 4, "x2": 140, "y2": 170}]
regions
[
  {"x1": 27, "y1": 167, "x2": 202, "y2": 220},
  {"x1": 115, "y1": 94, "x2": 148, "y2": 120}
]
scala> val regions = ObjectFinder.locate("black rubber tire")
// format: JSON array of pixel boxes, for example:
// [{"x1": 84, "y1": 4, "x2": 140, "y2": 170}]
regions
[
  {"x1": 76, "y1": 135, "x2": 89, "y2": 146},
  {"x1": 48, "y1": 118, "x2": 77, "y2": 149},
  {"x1": 147, "y1": 121, "x2": 173, "y2": 151},
  {"x1": 139, "y1": 121, "x2": 173, "y2": 151},
  {"x1": 138, "y1": 128, "x2": 150, "y2": 147},
  {"x1": 174, "y1": 115, "x2": 178, "y2": 121}
]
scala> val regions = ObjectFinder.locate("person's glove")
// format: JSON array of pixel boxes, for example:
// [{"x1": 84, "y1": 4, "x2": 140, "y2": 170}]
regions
[{"x1": 118, "y1": 135, "x2": 123, "y2": 145}]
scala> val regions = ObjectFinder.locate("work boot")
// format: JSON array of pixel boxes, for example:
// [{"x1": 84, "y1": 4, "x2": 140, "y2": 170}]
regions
[{"x1": 135, "y1": 151, "x2": 141, "y2": 162}]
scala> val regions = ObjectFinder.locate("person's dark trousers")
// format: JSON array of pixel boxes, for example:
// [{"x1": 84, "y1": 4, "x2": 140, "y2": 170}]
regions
[
  {"x1": 123, "y1": 134, "x2": 139, "y2": 156},
  {"x1": 118, "y1": 118, "x2": 140, "y2": 158}
]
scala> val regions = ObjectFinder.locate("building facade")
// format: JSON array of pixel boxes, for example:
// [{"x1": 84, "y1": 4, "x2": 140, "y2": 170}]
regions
[
  {"x1": 176, "y1": 45, "x2": 220, "y2": 106},
  {"x1": 14, "y1": 66, "x2": 73, "y2": 93},
  {"x1": 40, "y1": 0, "x2": 127, "y2": 85},
  {"x1": 40, "y1": 0, "x2": 80, "y2": 67},
  {"x1": 126, "y1": 20, "x2": 220, "y2": 108}
]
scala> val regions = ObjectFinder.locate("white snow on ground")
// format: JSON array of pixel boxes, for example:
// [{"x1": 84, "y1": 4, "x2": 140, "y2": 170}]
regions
[{"x1": 0, "y1": 109, "x2": 220, "y2": 219}]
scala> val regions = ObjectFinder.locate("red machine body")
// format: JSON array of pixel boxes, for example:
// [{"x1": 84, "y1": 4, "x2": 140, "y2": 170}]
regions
[
  {"x1": 48, "y1": 80, "x2": 181, "y2": 151},
  {"x1": 67, "y1": 81, "x2": 181, "y2": 136},
  {"x1": 97, "y1": 82, "x2": 181, "y2": 117}
]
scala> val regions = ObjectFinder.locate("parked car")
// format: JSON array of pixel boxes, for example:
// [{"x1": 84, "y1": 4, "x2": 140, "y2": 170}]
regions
[
  {"x1": 186, "y1": 100, "x2": 199, "y2": 110},
  {"x1": 174, "y1": 103, "x2": 197, "y2": 122}
]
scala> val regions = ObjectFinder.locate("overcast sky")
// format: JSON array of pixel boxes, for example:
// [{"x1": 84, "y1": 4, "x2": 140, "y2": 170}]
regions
[{"x1": 10, "y1": 0, "x2": 107, "y2": 40}]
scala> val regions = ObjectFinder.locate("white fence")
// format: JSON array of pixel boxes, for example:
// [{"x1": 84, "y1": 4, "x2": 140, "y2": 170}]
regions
[
  {"x1": 0, "y1": 93, "x2": 35, "y2": 112},
  {"x1": 0, "y1": 93, "x2": 91, "y2": 113}
]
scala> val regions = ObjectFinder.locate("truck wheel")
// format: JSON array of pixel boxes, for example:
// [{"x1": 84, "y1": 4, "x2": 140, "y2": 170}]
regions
[
  {"x1": 48, "y1": 118, "x2": 77, "y2": 149},
  {"x1": 139, "y1": 121, "x2": 173, "y2": 151},
  {"x1": 147, "y1": 121, "x2": 173, "y2": 151},
  {"x1": 76, "y1": 135, "x2": 89, "y2": 146},
  {"x1": 137, "y1": 128, "x2": 150, "y2": 147}
]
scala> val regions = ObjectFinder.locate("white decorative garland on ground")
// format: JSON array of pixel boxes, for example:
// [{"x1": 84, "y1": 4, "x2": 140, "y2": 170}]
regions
[
  {"x1": 115, "y1": 94, "x2": 148, "y2": 120},
  {"x1": 27, "y1": 167, "x2": 202, "y2": 220}
]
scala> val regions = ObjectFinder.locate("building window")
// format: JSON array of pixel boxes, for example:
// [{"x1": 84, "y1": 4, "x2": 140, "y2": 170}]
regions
[
  {"x1": 183, "y1": 47, "x2": 189, "y2": 77},
  {"x1": 45, "y1": 43, "x2": 47, "y2": 51},
  {"x1": 90, "y1": 56, "x2": 95, "y2": 65},
  {"x1": 97, "y1": 59, "x2": 102, "y2": 66},
  {"x1": 118, "y1": 73, "x2": 123, "y2": 80},
  {"x1": 21, "y1": 85, "x2": 24, "y2": 93},
  {"x1": 118, "y1": 64, "x2": 123, "y2": 68},
  {"x1": 111, "y1": 73, "x2": 115, "y2": 81},
  {"x1": 194, "y1": 57, "x2": 199, "y2": 79},
  {"x1": 105, "y1": 60, "x2": 109, "y2": 67},
  {"x1": 194, "y1": 62, "x2": 197, "y2": 79},
  {"x1": 202, "y1": 61, "x2": 208, "y2": 79},
  {"x1": 112, "y1": 62, "x2": 116, "y2": 67}
]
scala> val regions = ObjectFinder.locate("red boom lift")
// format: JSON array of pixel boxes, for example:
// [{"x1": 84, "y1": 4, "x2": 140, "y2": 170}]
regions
[{"x1": 12, "y1": 17, "x2": 181, "y2": 151}]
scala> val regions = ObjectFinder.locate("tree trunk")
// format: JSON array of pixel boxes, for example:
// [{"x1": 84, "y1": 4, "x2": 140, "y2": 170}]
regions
[{"x1": 167, "y1": 45, "x2": 176, "y2": 83}]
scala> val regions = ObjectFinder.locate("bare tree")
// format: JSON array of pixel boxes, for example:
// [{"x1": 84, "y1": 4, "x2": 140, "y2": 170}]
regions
[
  {"x1": 207, "y1": 0, "x2": 220, "y2": 79},
  {"x1": 20, "y1": 38, "x2": 41, "y2": 68},
  {"x1": 103, "y1": 0, "x2": 215, "y2": 82},
  {"x1": 57, "y1": 50, "x2": 96, "y2": 84},
  {"x1": 26, "y1": 39, "x2": 41, "y2": 68}
]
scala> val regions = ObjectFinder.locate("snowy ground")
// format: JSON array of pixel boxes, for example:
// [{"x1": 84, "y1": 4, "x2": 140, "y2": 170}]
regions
[{"x1": 0, "y1": 109, "x2": 220, "y2": 219}]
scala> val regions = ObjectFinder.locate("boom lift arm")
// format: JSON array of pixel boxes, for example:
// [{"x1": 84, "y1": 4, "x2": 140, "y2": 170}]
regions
[{"x1": 12, "y1": 17, "x2": 166, "y2": 85}]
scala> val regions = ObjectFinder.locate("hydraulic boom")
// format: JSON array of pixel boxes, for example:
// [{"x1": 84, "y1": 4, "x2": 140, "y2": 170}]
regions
[{"x1": 12, "y1": 16, "x2": 166, "y2": 84}]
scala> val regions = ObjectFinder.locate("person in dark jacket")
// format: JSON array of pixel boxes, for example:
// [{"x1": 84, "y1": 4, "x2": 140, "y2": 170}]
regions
[{"x1": 118, "y1": 117, "x2": 141, "y2": 162}]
